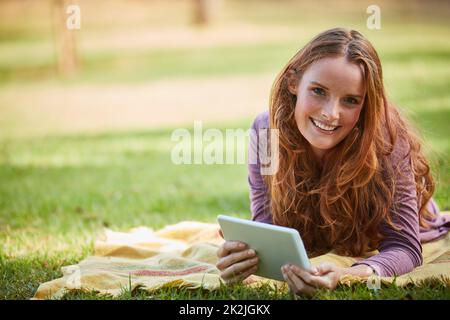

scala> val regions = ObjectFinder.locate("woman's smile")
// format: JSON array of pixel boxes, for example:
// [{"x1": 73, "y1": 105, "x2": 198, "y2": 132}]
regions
[{"x1": 309, "y1": 117, "x2": 341, "y2": 134}]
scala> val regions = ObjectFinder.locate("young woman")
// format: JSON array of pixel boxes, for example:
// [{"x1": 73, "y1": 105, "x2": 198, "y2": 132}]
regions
[{"x1": 216, "y1": 28, "x2": 450, "y2": 296}]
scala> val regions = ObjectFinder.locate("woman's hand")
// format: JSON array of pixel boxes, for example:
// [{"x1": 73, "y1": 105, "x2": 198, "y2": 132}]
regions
[
  {"x1": 216, "y1": 230, "x2": 259, "y2": 284},
  {"x1": 281, "y1": 262, "x2": 343, "y2": 297}
]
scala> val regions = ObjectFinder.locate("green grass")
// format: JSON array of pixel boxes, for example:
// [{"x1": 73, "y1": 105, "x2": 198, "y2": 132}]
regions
[
  {"x1": 54, "y1": 279, "x2": 450, "y2": 300},
  {"x1": 1, "y1": 0, "x2": 449, "y2": 300}
]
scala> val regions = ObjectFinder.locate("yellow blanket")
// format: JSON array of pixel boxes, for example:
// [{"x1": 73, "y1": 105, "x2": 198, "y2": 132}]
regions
[{"x1": 33, "y1": 217, "x2": 450, "y2": 299}]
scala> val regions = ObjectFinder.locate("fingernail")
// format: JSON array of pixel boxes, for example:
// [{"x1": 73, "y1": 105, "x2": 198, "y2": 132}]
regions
[
  {"x1": 248, "y1": 249, "x2": 255, "y2": 255},
  {"x1": 239, "y1": 243, "x2": 245, "y2": 248}
]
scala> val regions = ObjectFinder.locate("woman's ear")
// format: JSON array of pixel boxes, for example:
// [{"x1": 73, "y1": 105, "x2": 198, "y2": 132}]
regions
[{"x1": 286, "y1": 69, "x2": 299, "y2": 95}]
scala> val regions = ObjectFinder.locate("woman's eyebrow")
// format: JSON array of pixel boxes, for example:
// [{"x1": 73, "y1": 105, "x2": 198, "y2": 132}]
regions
[
  {"x1": 310, "y1": 81, "x2": 363, "y2": 98},
  {"x1": 310, "y1": 81, "x2": 329, "y2": 89},
  {"x1": 346, "y1": 93, "x2": 364, "y2": 99}
]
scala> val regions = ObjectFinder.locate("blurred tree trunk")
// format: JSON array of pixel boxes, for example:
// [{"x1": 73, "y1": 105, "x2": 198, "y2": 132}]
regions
[
  {"x1": 52, "y1": 0, "x2": 79, "y2": 76},
  {"x1": 192, "y1": 0, "x2": 222, "y2": 25}
]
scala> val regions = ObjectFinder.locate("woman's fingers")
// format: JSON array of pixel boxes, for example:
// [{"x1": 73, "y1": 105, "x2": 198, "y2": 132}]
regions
[
  {"x1": 219, "y1": 255, "x2": 259, "y2": 281},
  {"x1": 282, "y1": 266, "x2": 316, "y2": 297},
  {"x1": 282, "y1": 267, "x2": 296, "y2": 292},
  {"x1": 224, "y1": 264, "x2": 258, "y2": 285},
  {"x1": 216, "y1": 241, "x2": 247, "y2": 258},
  {"x1": 217, "y1": 246, "x2": 255, "y2": 271},
  {"x1": 215, "y1": 240, "x2": 259, "y2": 284},
  {"x1": 289, "y1": 265, "x2": 332, "y2": 289}
]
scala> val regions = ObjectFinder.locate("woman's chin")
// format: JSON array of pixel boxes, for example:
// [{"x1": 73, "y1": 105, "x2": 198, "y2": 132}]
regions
[
  {"x1": 300, "y1": 128, "x2": 343, "y2": 152},
  {"x1": 306, "y1": 137, "x2": 338, "y2": 151}
]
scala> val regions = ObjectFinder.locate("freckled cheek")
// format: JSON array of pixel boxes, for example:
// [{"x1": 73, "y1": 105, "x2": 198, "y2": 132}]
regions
[
  {"x1": 294, "y1": 96, "x2": 322, "y2": 126},
  {"x1": 341, "y1": 109, "x2": 362, "y2": 129}
]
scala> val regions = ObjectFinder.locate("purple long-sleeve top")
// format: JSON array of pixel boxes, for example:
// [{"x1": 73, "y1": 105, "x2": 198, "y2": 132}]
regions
[{"x1": 248, "y1": 111, "x2": 450, "y2": 277}]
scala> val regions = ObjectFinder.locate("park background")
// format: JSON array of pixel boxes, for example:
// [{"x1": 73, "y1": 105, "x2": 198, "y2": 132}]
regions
[{"x1": 0, "y1": 0, "x2": 449, "y2": 299}]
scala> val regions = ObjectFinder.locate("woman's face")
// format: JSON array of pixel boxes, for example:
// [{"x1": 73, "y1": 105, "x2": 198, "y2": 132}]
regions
[{"x1": 292, "y1": 56, "x2": 366, "y2": 161}]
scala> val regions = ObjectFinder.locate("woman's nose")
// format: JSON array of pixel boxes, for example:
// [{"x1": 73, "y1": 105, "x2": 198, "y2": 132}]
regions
[{"x1": 321, "y1": 100, "x2": 340, "y2": 121}]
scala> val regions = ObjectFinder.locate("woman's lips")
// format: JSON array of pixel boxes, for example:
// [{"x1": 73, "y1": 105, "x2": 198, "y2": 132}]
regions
[{"x1": 310, "y1": 117, "x2": 341, "y2": 134}]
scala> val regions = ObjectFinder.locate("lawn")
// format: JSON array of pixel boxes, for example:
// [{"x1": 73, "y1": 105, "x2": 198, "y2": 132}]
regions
[{"x1": 0, "y1": 0, "x2": 449, "y2": 299}]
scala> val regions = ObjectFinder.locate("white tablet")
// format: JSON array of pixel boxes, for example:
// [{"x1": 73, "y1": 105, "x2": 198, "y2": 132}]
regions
[{"x1": 217, "y1": 214, "x2": 311, "y2": 281}]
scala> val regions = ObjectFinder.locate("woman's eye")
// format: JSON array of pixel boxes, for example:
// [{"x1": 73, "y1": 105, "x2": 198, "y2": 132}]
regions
[
  {"x1": 345, "y1": 97, "x2": 358, "y2": 105},
  {"x1": 312, "y1": 87, "x2": 325, "y2": 96}
]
